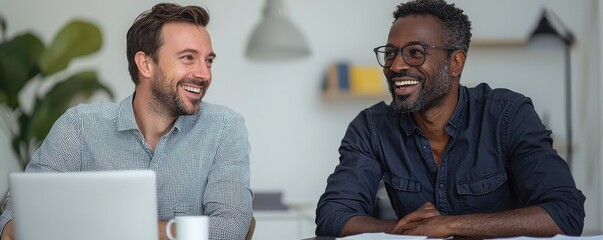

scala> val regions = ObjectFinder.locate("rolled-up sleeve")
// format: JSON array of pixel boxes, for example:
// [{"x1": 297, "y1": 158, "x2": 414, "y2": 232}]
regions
[
  {"x1": 204, "y1": 114, "x2": 253, "y2": 240},
  {"x1": 315, "y1": 111, "x2": 383, "y2": 236},
  {"x1": 505, "y1": 98, "x2": 586, "y2": 235}
]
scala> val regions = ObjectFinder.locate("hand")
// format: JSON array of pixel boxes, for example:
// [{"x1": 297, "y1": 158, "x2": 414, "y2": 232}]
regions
[
  {"x1": 1, "y1": 220, "x2": 14, "y2": 240},
  {"x1": 158, "y1": 220, "x2": 171, "y2": 240},
  {"x1": 391, "y1": 202, "x2": 452, "y2": 238}
]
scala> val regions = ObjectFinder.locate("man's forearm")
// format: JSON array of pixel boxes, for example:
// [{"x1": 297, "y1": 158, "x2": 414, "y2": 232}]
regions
[
  {"x1": 341, "y1": 216, "x2": 396, "y2": 236},
  {"x1": 446, "y1": 205, "x2": 562, "y2": 238}
]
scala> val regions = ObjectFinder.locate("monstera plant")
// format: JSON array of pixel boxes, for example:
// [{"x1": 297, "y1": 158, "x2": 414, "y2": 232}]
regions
[{"x1": 0, "y1": 15, "x2": 114, "y2": 169}]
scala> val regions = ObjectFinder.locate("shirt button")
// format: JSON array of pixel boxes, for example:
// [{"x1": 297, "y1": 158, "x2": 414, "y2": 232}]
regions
[{"x1": 483, "y1": 182, "x2": 489, "y2": 189}]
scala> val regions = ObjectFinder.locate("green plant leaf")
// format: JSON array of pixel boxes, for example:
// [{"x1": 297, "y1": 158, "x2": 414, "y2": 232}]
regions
[
  {"x1": 25, "y1": 71, "x2": 112, "y2": 142},
  {"x1": 0, "y1": 33, "x2": 44, "y2": 108},
  {"x1": 0, "y1": 14, "x2": 7, "y2": 41},
  {"x1": 14, "y1": 111, "x2": 31, "y2": 165},
  {"x1": 0, "y1": 91, "x2": 7, "y2": 103},
  {"x1": 11, "y1": 134, "x2": 25, "y2": 166},
  {"x1": 40, "y1": 20, "x2": 102, "y2": 76},
  {"x1": 1, "y1": 18, "x2": 112, "y2": 169}
]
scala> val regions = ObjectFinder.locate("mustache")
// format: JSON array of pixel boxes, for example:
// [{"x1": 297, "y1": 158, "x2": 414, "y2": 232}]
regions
[
  {"x1": 387, "y1": 70, "x2": 424, "y2": 82},
  {"x1": 180, "y1": 78, "x2": 209, "y2": 87}
]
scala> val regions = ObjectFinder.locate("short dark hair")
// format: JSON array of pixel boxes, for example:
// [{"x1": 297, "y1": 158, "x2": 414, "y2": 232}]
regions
[
  {"x1": 126, "y1": 3, "x2": 210, "y2": 84},
  {"x1": 393, "y1": 0, "x2": 472, "y2": 53}
]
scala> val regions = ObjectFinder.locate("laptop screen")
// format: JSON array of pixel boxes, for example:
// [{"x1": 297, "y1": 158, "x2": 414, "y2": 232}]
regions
[{"x1": 9, "y1": 170, "x2": 159, "y2": 240}]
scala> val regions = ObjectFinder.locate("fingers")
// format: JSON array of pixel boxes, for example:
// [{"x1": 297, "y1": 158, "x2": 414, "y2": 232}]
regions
[
  {"x1": 403, "y1": 202, "x2": 440, "y2": 222},
  {"x1": 391, "y1": 202, "x2": 440, "y2": 234},
  {"x1": 420, "y1": 202, "x2": 435, "y2": 210},
  {"x1": 391, "y1": 221, "x2": 418, "y2": 234}
]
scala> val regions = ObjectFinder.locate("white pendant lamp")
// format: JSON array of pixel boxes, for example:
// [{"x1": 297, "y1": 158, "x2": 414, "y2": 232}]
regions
[{"x1": 246, "y1": 0, "x2": 310, "y2": 60}]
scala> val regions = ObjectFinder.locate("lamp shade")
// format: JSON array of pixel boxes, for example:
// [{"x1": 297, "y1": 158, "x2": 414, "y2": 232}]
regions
[
  {"x1": 528, "y1": 10, "x2": 574, "y2": 47},
  {"x1": 246, "y1": 0, "x2": 310, "y2": 60},
  {"x1": 530, "y1": 12, "x2": 560, "y2": 37}
]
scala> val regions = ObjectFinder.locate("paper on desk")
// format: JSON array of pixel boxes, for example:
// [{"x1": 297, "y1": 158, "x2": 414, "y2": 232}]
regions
[
  {"x1": 491, "y1": 234, "x2": 603, "y2": 240},
  {"x1": 551, "y1": 234, "x2": 603, "y2": 239},
  {"x1": 336, "y1": 232, "x2": 427, "y2": 240}
]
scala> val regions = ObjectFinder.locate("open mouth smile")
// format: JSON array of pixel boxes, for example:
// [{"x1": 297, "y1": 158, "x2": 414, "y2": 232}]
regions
[
  {"x1": 181, "y1": 84, "x2": 202, "y2": 93},
  {"x1": 394, "y1": 80, "x2": 419, "y2": 87}
]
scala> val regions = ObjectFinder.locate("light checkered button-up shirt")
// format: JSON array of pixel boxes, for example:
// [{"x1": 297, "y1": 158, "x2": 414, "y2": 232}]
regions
[{"x1": 0, "y1": 95, "x2": 253, "y2": 239}]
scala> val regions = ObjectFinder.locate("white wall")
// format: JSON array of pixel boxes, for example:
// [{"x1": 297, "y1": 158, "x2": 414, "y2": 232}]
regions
[
  {"x1": 1, "y1": 0, "x2": 601, "y2": 235},
  {"x1": 594, "y1": 0, "x2": 603, "y2": 235}
]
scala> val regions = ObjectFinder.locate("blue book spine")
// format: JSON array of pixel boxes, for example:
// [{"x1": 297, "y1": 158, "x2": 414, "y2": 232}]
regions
[{"x1": 337, "y1": 63, "x2": 350, "y2": 91}]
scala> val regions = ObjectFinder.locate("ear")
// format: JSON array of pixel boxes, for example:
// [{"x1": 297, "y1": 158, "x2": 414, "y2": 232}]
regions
[
  {"x1": 450, "y1": 50, "x2": 466, "y2": 78},
  {"x1": 134, "y1": 51, "x2": 154, "y2": 79}
]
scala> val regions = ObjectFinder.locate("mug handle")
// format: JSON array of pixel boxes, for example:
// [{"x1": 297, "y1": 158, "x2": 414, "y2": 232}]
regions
[{"x1": 166, "y1": 219, "x2": 176, "y2": 240}]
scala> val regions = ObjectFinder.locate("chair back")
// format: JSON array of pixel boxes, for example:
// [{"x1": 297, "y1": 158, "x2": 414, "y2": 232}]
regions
[{"x1": 245, "y1": 216, "x2": 256, "y2": 240}]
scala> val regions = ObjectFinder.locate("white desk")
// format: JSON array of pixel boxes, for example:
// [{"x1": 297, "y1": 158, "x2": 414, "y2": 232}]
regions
[{"x1": 253, "y1": 204, "x2": 315, "y2": 240}]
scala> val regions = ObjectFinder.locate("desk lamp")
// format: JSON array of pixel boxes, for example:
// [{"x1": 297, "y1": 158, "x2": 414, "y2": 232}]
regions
[{"x1": 528, "y1": 9, "x2": 575, "y2": 168}]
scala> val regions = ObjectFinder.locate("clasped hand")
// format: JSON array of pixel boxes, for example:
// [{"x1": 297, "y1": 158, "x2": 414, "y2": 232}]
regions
[{"x1": 390, "y1": 202, "x2": 453, "y2": 238}]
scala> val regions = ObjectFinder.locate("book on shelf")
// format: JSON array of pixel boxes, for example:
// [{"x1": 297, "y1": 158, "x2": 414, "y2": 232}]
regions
[{"x1": 323, "y1": 62, "x2": 388, "y2": 98}]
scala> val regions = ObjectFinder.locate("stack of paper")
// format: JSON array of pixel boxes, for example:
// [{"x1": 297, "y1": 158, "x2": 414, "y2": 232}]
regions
[{"x1": 336, "y1": 233, "x2": 427, "y2": 240}]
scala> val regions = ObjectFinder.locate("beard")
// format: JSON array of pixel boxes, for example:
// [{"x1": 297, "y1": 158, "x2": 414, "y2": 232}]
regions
[
  {"x1": 389, "y1": 62, "x2": 451, "y2": 113},
  {"x1": 150, "y1": 68, "x2": 205, "y2": 117}
]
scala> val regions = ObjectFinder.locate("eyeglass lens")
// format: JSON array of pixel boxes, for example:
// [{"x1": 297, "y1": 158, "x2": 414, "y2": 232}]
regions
[{"x1": 376, "y1": 45, "x2": 426, "y2": 68}]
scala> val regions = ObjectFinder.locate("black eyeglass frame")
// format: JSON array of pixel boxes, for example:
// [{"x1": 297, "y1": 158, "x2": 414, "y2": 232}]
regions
[{"x1": 373, "y1": 44, "x2": 456, "y2": 68}]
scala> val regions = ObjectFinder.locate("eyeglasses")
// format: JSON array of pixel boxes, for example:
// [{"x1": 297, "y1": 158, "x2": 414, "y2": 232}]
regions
[{"x1": 373, "y1": 44, "x2": 455, "y2": 68}]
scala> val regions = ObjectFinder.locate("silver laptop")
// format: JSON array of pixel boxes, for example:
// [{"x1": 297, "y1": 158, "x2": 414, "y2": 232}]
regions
[{"x1": 9, "y1": 170, "x2": 159, "y2": 240}]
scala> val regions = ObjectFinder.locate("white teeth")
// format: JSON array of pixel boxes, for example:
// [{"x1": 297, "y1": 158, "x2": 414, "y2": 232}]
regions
[
  {"x1": 182, "y1": 85, "x2": 201, "y2": 93},
  {"x1": 395, "y1": 80, "x2": 419, "y2": 86}
]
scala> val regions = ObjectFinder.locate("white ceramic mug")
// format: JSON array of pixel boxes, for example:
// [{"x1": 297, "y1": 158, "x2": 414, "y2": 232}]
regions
[{"x1": 166, "y1": 215, "x2": 209, "y2": 240}]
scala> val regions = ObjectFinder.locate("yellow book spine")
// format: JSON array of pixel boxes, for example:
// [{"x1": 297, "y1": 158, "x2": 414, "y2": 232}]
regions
[{"x1": 349, "y1": 65, "x2": 386, "y2": 95}]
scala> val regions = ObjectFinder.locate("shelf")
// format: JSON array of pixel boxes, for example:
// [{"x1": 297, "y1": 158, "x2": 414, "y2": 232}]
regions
[
  {"x1": 322, "y1": 91, "x2": 390, "y2": 101},
  {"x1": 470, "y1": 38, "x2": 526, "y2": 47}
]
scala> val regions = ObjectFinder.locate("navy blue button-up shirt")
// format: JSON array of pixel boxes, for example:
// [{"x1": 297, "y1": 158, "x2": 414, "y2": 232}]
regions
[{"x1": 316, "y1": 83, "x2": 585, "y2": 236}]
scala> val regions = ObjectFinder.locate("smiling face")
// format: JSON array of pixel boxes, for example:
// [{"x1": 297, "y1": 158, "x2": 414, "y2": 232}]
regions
[
  {"x1": 385, "y1": 15, "x2": 455, "y2": 113},
  {"x1": 149, "y1": 22, "x2": 215, "y2": 117}
]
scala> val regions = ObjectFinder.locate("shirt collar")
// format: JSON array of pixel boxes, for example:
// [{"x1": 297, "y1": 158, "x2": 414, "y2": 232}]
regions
[
  {"x1": 117, "y1": 93, "x2": 201, "y2": 133},
  {"x1": 399, "y1": 111, "x2": 417, "y2": 136},
  {"x1": 447, "y1": 85, "x2": 467, "y2": 134},
  {"x1": 398, "y1": 84, "x2": 467, "y2": 136},
  {"x1": 117, "y1": 94, "x2": 138, "y2": 132}
]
